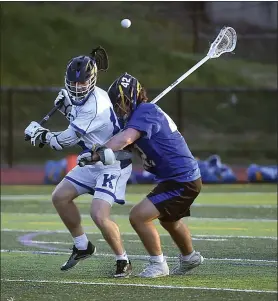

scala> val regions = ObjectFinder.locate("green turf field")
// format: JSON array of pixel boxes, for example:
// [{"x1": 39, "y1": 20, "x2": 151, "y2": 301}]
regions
[{"x1": 1, "y1": 184, "x2": 277, "y2": 301}]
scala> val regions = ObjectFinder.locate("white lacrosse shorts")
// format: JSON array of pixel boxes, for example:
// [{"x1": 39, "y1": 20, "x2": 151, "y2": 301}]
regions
[{"x1": 64, "y1": 161, "x2": 132, "y2": 206}]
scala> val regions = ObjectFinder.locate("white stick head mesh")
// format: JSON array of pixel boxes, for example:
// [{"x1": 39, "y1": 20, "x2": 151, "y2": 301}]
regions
[{"x1": 207, "y1": 27, "x2": 237, "y2": 58}]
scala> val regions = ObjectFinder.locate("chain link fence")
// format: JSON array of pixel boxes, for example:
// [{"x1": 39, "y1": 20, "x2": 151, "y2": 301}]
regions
[{"x1": 1, "y1": 87, "x2": 277, "y2": 166}]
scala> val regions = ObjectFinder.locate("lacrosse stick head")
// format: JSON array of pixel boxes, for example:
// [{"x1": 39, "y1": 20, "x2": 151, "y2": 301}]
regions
[
  {"x1": 207, "y1": 26, "x2": 237, "y2": 58},
  {"x1": 90, "y1": 46, "x2": 109, "y2": 72}
]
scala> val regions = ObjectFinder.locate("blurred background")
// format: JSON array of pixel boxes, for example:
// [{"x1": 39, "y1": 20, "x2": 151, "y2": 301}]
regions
[{"x1": 1, "y1": 1, "x2": 277, "y2": 184}]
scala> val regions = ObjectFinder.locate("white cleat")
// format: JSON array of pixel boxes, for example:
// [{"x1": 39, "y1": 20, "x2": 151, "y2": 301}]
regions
[
  {"x1": 171, "y1": 252, "x2": 204, "y2": 275},
  {"x1": 138, "y1": 259, "x2": 169, "y2": 278}
]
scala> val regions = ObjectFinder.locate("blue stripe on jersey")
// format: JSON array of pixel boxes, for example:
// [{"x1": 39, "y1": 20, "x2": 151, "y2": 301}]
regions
[
  {"x1": 77, "y1": 140, "x2": 88, "y2": 150},
  {"x1": 148, "y1": 188, "x2": 184, "y2": 204},
  {"x1": 70, "y1": 123, "x2": 86, "y2": 135},
  {"x1": 120, "y1": 159, "x2": 132, "y2": 169},
  {"x1": 65, "y1": 176, "x2": 95, "y2": 194},
  {"x1": 94, "y1": 188, "x2": 125, "y2": 205},
  {"x1": 109, "y1": 107, "x2": 121, "y2": 135},
  {"x1": 115, "y1": 199, "x2": 125, "y2": 205}
]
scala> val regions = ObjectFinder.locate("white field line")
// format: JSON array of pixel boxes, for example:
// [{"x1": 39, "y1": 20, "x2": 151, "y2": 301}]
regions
[
  {"x1": 1, "y1": 192, "x2": 277, "y2": 199},
  {"x1": 20, "y1": 240, "x2": 72, "y2": 245},
  {"x1": 96, "y1": 238, "x2": 228, "y2": 242},
  {"x1": 188, "y1": 217, "x2": 276, "y2": 222},
  {"x1": 2, "y1": 212, "x2": 277, "y2": 222},
  {"x1": 1, "y1": 249, "x2": 277, "y2": 264},
  {"x1": 1, "y1": 194, "x2": 277, "y2": 209},
  {"x1": 19, "y1": 237, "x2": 227, "y2": 245},
  {"x1": 20, "y1": 239, "x2": 141, "y2": 245},
  {"x1": 1, "y1": 278, "x2": 277, "y2": 294},
  {"x1": 194, "y1": 204, "x2": 276, "y2": 209},
  {"x1": 2, "y1": 228, "x2": 277, "y2": 240}
]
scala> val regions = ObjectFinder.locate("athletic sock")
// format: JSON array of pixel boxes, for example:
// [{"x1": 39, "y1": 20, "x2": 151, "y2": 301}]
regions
[
  {"x1": 182, "y1": 250, "x2": 196, "y2": 261},
  {"x1": 116, "y1": 251, "x2": 129, "y2": 261},
  {"x1": 150, "y1": 254, "x2": 164, "y2": 263},
  {"x1": 73, "y1": 233, "x2": 89, "y2": 250}
]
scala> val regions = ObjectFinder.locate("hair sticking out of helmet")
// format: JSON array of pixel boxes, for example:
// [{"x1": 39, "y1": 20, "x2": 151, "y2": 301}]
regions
[
  {"x1": 90, "y1": 46, "x2": 109, "y2": 72},
  {"x1": 108, "y1": 73, "x2": 147, "y2": 124},
  {"x1": 65, "y1": 56, "x2": 97, "y2": 105}
]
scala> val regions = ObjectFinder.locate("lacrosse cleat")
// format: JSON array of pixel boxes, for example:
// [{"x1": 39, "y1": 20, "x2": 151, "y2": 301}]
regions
[
  {"x1": 114, "y1": 260, "x2": 132, "y2": 278},
  {"x1": 171, "y1": 252, "x2": 204, "y2": 275},
  {"x1": 61, "y1": 241, "x2": 96, "y2": 271},
  {"x1": 138, "y1": 259, "x2": 169, "y2": 278}
]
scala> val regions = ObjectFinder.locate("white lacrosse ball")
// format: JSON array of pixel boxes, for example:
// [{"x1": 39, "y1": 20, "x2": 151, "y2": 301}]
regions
[{"x1": 121, "y1": 19, "x2": 131, "y2": 28}]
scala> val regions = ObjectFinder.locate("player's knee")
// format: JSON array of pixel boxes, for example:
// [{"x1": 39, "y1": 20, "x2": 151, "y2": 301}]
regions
[
  {"x1": 91, "y1": 199, "x2": 111, "y2": 227},
  {"x1": 130, "y1": 200, "x2": 159, "y2": 226},
  {"x1": 52, "y1": 188, "x2": 71, "y2": 207},
  {"x1": 90, "y1": 207, "x2": 109, "y2": 227},
  {"x1": 129, "y1": 214, "x2": 136, "y2": 227},
  {"x1": 129, "y1": 207, "x2": 142, "y2": 226},
  {"x1": 91, "y1": 211, "x2": 107, "y2": 227},
  {"x1": 160, "y1": 219, "x2": 181, "y2": 231},
  {"x1": 52, "y1": 190, "x2": 64, "y2": 206},
  {"x1": 52, "y1": 180, "x2": 77, "y2": 207}
]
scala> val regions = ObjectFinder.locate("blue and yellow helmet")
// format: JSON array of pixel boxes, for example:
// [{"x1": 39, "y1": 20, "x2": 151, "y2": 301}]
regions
[{"x1": 107, "y1": 73, "x2": 143, "y2": 121}]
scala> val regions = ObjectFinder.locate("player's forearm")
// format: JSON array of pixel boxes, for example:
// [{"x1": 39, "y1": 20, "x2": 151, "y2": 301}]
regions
[
  {"x1": 105, "y1": 134, "x2": 130, "y2": 151},
  {"x1": 44, "y1": 128, "x2": 81, "y2": 150},
  {"x1": 105, "y1": 128, "x2": 140, "y2": 151}
]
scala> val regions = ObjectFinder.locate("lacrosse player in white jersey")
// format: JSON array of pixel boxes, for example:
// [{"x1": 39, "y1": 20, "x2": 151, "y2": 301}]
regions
[{"x1": 24, "y1": 47, "x2": 132, "y2": 277}]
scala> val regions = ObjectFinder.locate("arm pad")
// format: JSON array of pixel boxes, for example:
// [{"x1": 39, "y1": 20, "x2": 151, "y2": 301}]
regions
[{"x1": 44, "y1": 128, "x2": 81, "y2": 150}]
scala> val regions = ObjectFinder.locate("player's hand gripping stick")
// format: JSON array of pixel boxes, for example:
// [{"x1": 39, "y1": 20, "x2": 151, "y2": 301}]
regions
[{"x1": 24, "y1": 100, "x2": 63, "y2": 147}]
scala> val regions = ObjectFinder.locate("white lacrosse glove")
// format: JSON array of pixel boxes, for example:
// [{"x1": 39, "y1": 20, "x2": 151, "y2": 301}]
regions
[
  {"x1": 77, "y1": 149, "x2": 94, "y2": 167},
  {"x1": 77, "y1": 145, "x2": 116, "y2": 167},
  {"x1": 24, "y1": 121, "x2": 49, "y2": 147},
  {"x1": 93, "y1": 144, "x2": 116, "y2": 165},
  {"x1": 54, "y1": 89, "x2": 72, "y2": 121}
]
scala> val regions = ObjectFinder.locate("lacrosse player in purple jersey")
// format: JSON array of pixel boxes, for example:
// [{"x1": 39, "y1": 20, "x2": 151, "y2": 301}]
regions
[
  {"x1": 24, "y1": 50, "x2": 133, "y2": 278},
  {"x1": 77, "y1": 73, "x2": 204, "y2": 278}
]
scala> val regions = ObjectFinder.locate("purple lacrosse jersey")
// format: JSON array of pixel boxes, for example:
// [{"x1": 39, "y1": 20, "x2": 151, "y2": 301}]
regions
[{"x1": 126, "y1": 103, "x2": 201, "y2": 182}]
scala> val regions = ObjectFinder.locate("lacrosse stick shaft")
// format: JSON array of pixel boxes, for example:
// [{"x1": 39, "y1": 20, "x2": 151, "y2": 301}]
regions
[
  {"x1": 24, "y1": 103, "x2": 62, "y2": 141},
  {"x1": 151, "y1": 56, "x2": 210, "y2": 104},
  {"x1": 78, "y1": 150, "x2": 132, "y2": 167}
]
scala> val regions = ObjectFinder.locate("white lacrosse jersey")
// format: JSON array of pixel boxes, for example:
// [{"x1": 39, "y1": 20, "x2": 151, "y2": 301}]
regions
[{"x1": 68, "y1": 86, "x2": 120, "y2": 149}]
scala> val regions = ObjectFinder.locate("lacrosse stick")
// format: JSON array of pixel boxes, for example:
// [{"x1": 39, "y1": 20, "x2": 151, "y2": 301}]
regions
[
  {"x1": 78, "y1": 150, "x2": 133, "y2": 167},
  {"x1": 90, "y1": 46, "x2": 109, "y2": 71},
  {"x1": 150, "y1": 26, "x2": 237, "y2": 104},
  {"x1": 24, "y1": 100, "x2": 63, "y2": 143}
]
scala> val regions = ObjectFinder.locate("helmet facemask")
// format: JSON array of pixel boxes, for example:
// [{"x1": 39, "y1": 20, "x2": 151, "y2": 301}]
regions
[
  {"x1": 65, "y1": 75, "x2": 96, "y2": 104},
  {"x1": 65, "y1": 57, "x2": 98, "y2": 105},
  {"x1": 116, "y1": 80, "x2": 143, "y2": 122},
  {"x1": 114, "y1": 85, "x2": 133, "y2": 121}
]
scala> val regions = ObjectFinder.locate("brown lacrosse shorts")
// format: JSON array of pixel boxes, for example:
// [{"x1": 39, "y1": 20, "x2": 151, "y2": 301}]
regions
[{"x1": 147, "y1": 177, "x2": 202, "y2": 222}]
